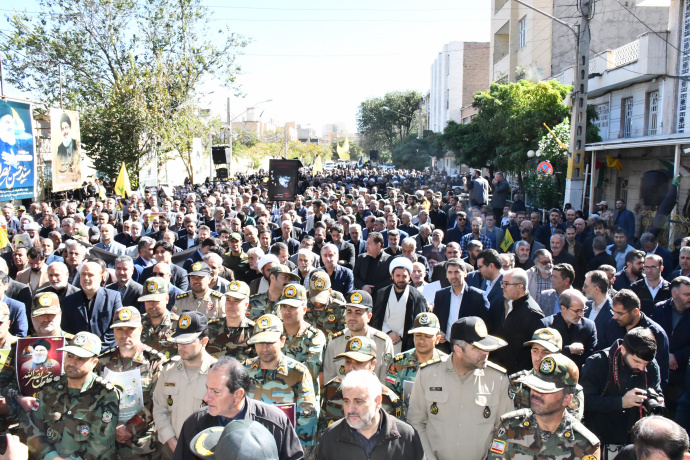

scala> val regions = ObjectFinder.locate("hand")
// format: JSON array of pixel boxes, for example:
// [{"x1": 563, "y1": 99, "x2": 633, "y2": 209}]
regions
[
  {"x1": 670, "y1": 354, "x2": 678, "y2": 370},
  {"x1": 438, "y1": 331, "x2": 447, "y2": 343},
  {"x1": 388, "y1": 331, "x2": 402, "y2": 345},
  {"x1": 166, "y1": 438, "x2": 178, "y2": 453},
  {"x1": 0, "y1": 434, "x2": 28, "y2": 460},
  {"x1": 622, "y1": 388, "x2": 647, "y2": 409},
  {"x1": 115, "y1": 425, "x2": 133, "y2": 443},
  {"x1": 569, "y1": 343, "x2": 585, "y2": 355},
  {"x1": 362, "y1": 285, "x2": 374, "y2": 294},
  {"x1": 16, "y1": 396, "x2": 36, "y2": 413}
]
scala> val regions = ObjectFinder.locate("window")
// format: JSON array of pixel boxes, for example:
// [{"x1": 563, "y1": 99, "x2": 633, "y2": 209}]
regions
[
  {"x1": 519, "y1": 17, "x2": 527, "y2": 49},
  {"x1": 647, "y1": 91, "x2": 659, "y2": 135},
  {"x1": 594, "y1": 103, "x2": 609, "y2": 129},
  {"x1": 621, "y1": 97, "x2": 633, "y2": 138}
]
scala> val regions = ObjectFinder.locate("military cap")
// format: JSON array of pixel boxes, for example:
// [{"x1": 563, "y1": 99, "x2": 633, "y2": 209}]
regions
[
  {"x1": 336, "y1": 336, "x2": 377, "y2": 362},
  {"x1": 450, "y1": 316, "x2": 507, "y2": 352},
  {"x1": 247, "y1": 314, "x2": 283, "y2": 344},
  {"x1": 344, "y1": 290, "x2": 373, "y2": 310},
  {"x1": 190, "y1": 419, "x2": 279, "y2": 460},
  {"x1": 275, "y1": 284, "x2": 307, "y2": 308},
  {"x1": 268, "y1": 264, "x2": 301, "y2": 282},
  {"x1": 0, "y1": 302, "x2": 9, "y2": 322},
  {"x1": 138, "y1": 277, "x2": 169, "y2": 302},
  {"x1": 229, "y1": 232, "x2": 242, "y2": 242},
  {"x1": 308, "y1": 271, "x2": 332, "y2": 304},
  {"x1": 188, "y1": 262, "x2": 212, "y2": 277},
  {"x1": 168, "y1": 311, "x2": 208, "y2": 342},
  {"x1": 58, "y1": 331, "x2": 101, "y2": 358},
  {"x1": 32, "y1": 292, "x2": 61, "y2": 316},
  {"x1": 519, "y1": 353, "x2": 579, "y2": 394},
  {"x1": 524, "y1": 327, "x2": 562, "y2": 353},
  {"x1": 346, "y1": 194, "x2": 354, "y2": 199},
  {"x1": 225, "y1": 280, "x2": 250, "y2": 300},
  {"x1": 110, "y1": 306, "x2": 142, "y2": 328},
  {"x1": 408, "y1": 312, "x2": 441, "y2": 336}
]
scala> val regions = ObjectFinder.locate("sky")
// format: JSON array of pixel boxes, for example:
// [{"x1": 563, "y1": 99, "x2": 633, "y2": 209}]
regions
[{"x1": 0, "y1": 1, "x2": 491, "y2": 135}]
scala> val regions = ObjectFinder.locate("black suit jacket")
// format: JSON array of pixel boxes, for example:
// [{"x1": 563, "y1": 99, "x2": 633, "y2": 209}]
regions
[
  {"x1": 105, "y1": 280, "x2": 144, "y2": 313},
  {"x1": 430, "y1": 260, "x2": 474, "y2": 288},
  {"x1": 272, "y1": 236, "x2": 300, "y2": 256},
  {"x1": 61, "y1": 288, "x2": 123, "y2": 349},
  {"x1": 353, "y1": 252, "x2": 392, "y2": 292},
  {"x1": 177, "y1": 235, "x2": 199, "y2": 250},
  {"x1": 586, "y1": 298, "x2": 613, "y2": 346},
  {"x1": 433, "y1": 284, "x2": 490, "y2": 337},
  {"x1": 139, "y1": 264, "x2": 189, "y2": 291},
  {"x1": 371, "y1": 284, "x2": 429, "y2": 351},
  {"x1": 338, "y1": 241, "x2": 356, "y2": 270},
  {"x1": 542, "y1": 312, "x2": 598, "y2": 368},
  {"x1": 36, "y1": 283, "x2": 81, "y2": 300},
  {"x1": 491, "y1": 293, "x2": 545, "y2": 374}
]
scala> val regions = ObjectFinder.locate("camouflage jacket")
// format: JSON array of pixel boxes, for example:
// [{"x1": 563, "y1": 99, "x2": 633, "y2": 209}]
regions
[
  {"x1": 96, "y1": 344, "x2": 166, "y2": 457},
  {"x1": 318, "y1": 377, "x2": 402, "y2": 433},
  {"x1": 222, "y1": 251, "x2": 249, "y2": 281},
  {"x1": 0, "y1": 336, "x2": 19, "y2": 433},
  {"x1": 26, "y1": 372, "x2": 121, "y2": 460},
  {"x1": 247, "y1": 292, "x2": 280, "y2": 321},
  {"x1": 140, "y1": 310, "x2": 179, "y2": 360},
  {"x1": 206, "y1": 317, "x2": 257, "y2": 362},
  {"x1": 485, "y1": 408, "x2": 600, "y2": 460},
  {"x1": 509, "y1": 369, "x2": 585, "y2": 421},
  {"x1": 172, "y1": 289, "x2": 224, "y2": 320},
  {"x1": 244, "y1": 354, "x2": 318, "y2": 447},
  {"x1": 305, "y1": 292, "x2": 346, "y2": 339},
  {"x1": 283, "y1": 322, "x2": 326, "y2": 394}
]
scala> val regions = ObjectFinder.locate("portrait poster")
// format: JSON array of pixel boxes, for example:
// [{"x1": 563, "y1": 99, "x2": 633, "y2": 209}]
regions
[
  {"x1": 103, "y1": 367, "x2": 144, "y2": 423},
  {"x1": 267, "y1": 159, "x2": 300, "y2": 201},
  {"x1": 0, "y1": 99, "x2": 35, "y2": 200},
  {"x1": 50, "y1": 108, "x2": 82, "y2": 192},
  {"x1": 15, "y1": 336, "x2": 65, "y2": 397}
]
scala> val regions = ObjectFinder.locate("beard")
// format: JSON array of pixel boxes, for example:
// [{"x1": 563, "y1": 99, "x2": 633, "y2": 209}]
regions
[{"x1": 346, "y1": 407, "x2": 377, "y2": 430}]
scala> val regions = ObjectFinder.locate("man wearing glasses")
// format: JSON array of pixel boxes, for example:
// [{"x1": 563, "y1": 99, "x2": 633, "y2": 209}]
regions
[
  {"x1": 526, "y1": 249, "x2": 553, "y2": 306},
  {"x1": 541, "y1": 289, "x2": 597, "y2": 368},
  {"x1": 630, "y1": 254, "x2": 671, "y2": 316}
]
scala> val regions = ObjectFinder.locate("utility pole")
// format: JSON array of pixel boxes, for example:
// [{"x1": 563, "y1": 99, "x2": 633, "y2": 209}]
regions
[{"x1": 227, "y1": 97, "x2": 232, "y2": 176}]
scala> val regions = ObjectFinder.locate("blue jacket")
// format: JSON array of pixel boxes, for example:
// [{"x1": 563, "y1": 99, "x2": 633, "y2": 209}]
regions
[
  {"x1": 433, "y1": 284, "x2": 490, "y2": 337},
  {"x1": 542, "y1": 312, "x2": 598, "y2": 368},
  {"x1": 651, "y1": 298, "x2": 690, "y2": 386},
  {"x1": 328, "y1": 264, "x2": 355, "y2": 297},
  {"x1": 61, "y1": 288, "x2": 123, "y2": 349},
  {"x1": 586, "y1": 298, "x2": 613, "y2": 346},
  {"x1": 613, "y1": 209, "x2": 636, "y2": 241},
  {"x1": 380, "y1": 229, "x2": 409, "y2": 248},
  {"x1": 3, "y1": 295, "x2": 27, "y2": 337}
]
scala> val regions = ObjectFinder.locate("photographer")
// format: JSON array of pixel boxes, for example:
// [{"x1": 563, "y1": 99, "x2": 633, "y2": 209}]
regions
[{"x1": 581, "y1": 327, "x2": 663, "y2": 458}]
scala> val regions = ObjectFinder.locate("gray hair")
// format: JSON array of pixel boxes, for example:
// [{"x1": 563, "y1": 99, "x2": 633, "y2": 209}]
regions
[
  {"x1": 341, "y1": 369, "x2": 381, "y2": 400},
  {"x1": 203, "y1": 253, "x2": 223, "y2": 265},
  {"x1": 321, "y1": 243, "x2": 339, "y2": 256},
  {"x1": 137, "y1": 236, "x2": 155, "y2": 251},
  {"x1": 514, "y1": 240, "x2": 530, "y2": 253},
  {"x1": 114, "y1": 255, "x2": 134, "y2": 267},
  {"x1": 505, "y1": 268, "x2": 528, "y2": 288},
  {"x1": 401, "y1": 237, "x2": 417, "y2": 248},
  {"x1": 247, "y1": 247, "x2": 265, "y2": 258},
  {"x1": 47, "y1": 261, "x2": 69, "y2": 274}
]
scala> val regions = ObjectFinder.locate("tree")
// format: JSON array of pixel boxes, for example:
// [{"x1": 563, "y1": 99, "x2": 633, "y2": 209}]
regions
[
  {"x1": 391, "y1": 132, "x2": 444, "y2": 170},
  {"x1": 3, "y1": 0, "x2": 247, "y2": 182},
  {"x1": 356, "y1": 90, "x2": 422, "y2": 155}
]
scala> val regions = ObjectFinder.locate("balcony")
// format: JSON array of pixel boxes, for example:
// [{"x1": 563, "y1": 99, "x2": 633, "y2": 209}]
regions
[{"x1": 493, "y1": 53, "x2": 510, "y2": 82}]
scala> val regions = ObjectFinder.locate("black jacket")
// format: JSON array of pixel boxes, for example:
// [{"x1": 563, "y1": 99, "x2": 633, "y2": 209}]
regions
[
  {"x1": 317, "y1": 409, "x2": 424, "y2": 460},
  {"x1": 338, "y1": 241, "x2": 356, "y2": 270},
  {"x1": 371, "y1": 284, "x2": 429, "y2": 351},
  {"x1": 353, "y1": 252, "x2": 392, "y2": 292},
  {"x1": 541, "y1": 312, "x2": 598, "y2": 368},
  {"x1": 105, "y1": 279, "x2": 144, "y2": 313},
  {"x1": 433, "y1": 284, "x2": 490, "y2": 337},
  {"x1": 630, "y1": 278, "x2": 672, "y2": 317},
  {"x1": 174, "y1": 399, "x2": 303, "y2": 460}
]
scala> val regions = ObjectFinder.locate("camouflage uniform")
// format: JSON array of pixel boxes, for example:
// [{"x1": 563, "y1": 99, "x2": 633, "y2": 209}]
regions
[
  {"x1": 385, "y1": 348, "x2": 447, "y2": 419},
  {"x1": 97, "y1": 344, "x2": 166, "y2": 459},
  {"x1": 247, "y1": 292, "x2": 281, "y2": 321},
  {"x1": 172, "y1": 289, "x2": 224, "y2": 320},
  {"x1": 26, "y1": 372, "x2": 121, "y2": 460},
  {"x1": 0, "y1": 335, "x2": 19, "y2": 434},
  {"x1": 319, "y1": 377, "x2": 402, "y2": 433},
  {"x1": 283, "y1": 323, "x2": 326, "y2": 395},
  {"x1": 485, "y1": 408, "x2": 600, "y2": 460},
  {"x1": 206, "y1": 317, "x2": 257, "y2": 362},
  {"x1": 305, "y1": 292, "x2": 347, "y2": 339},
  {"x1": 140, "y1": 310, "x2": 178, "y2": 360},
  {"x1": 509, "y1": 368, "x2": 585, "y2": 420}
]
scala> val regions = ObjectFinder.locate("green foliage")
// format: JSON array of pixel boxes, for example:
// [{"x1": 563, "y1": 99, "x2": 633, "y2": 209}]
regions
[
  {"x1": 522, "y1": 173, "x2": 565, "y2": 211},
  {"x1": 3, "y1": 0, "x2": 247, "y2": 183},
  {"x1": 391, "y1": 132, "x2": 444, "y2": 170},
  {"x1": 356, "y1": 91, "x2": 422, "y2": 155}
]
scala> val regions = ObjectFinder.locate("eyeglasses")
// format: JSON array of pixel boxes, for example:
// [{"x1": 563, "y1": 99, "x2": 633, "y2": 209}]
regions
[
  {"x1": 501, "y1": 281, "x2": 522, "y2": 287},
  {"x1": 612, "y1": 310, "x2": 629, "y2": 318},
  {"x1": 567, "y1": 306, "x2": 589, "y2": 315},
  {"x1": 642, "y1": 265, "x2": 660, "y2": 271}
]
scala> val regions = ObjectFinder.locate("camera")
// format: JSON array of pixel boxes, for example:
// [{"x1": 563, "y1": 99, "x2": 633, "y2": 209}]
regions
[{"x1": 642, "y1": 388, "x2": 665, "y2": 414}]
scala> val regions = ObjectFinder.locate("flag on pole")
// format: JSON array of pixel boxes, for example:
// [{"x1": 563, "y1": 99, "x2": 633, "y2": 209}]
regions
[
  {"x1": 114, "y1": 162, "x2": 132, "y2": 198},
  {"x1": 500, "y1": 229, "x2": 514, "y2": 252},
  {"x1": 606, "y1": 154, "x2": 622, "y2": 171},
  {"x1": 312, "y1": 155, "x2": 323, "y2": 176},
  {"x1": 98, "y1": 183, "x2": 106, "y2": 201},
  {"x1": 337, "y1": 138, "x2": 350, "y2": 160},
  {"x1": 0, "y1": 227, "x2": 9, "y2": 250}
]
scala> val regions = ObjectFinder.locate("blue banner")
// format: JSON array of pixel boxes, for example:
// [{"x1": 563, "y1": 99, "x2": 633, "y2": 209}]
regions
[{"x1": 0, "y1": 100, "x2": 35, "y2": 200}]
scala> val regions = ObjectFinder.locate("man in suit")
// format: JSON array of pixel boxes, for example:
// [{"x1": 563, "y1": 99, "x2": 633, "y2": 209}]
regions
[
  {"x1": 476, "y1": 249, "x2": 505, "y2": 334},
  {"x1": 443, "y1": 212, "x2": 469, "y2": 245},
  {"x1": 182, "y1": 237, "x2": 216, "y2": 273},
  {"x1": 0, "y1": 271, "x2": 28, "y2": 337},
  {"x1": 321, "y1": 243, "x2": 355, "y2": 295},
  {"x1": 105, "y1": 255, "x2": 144, "y2": 312},
  {"x1": 430, "y1": 242, "x2": 473, "y2": 288},
  {"x1": 480, "y1": 214, "x2": 504, "y2": 255},
  {"x1": 271, "y1": 220, "x2": 300, "y2": 256},
  {"x1": 61, "y1": 260, "x2": 123, "y2": 348},
  {"x1": 15, "y1": 246, "x2": 50, "y2": 295},
  {"x1": 37, "y1": 261, "x2": 81, "y2": 300},
  {"x1": 353, "y1": 232, "x2": 392, "y2": 295},
  {"x1": 380, "y1": 214, "x2": 409, "y2": 248},
  {"x1": 348, "y1": 224, "x2": 366, "y2": 258},
  {"x1": 640, "y1": 232, "x2": 674, "y2": 279},
  {"x1": 582, "y1": 269, "x2": 613, "y2": 346},
  {"x1": 433, "y1": 258, "x2": 490, "y2": 353},
  {"x1": 535, "y1": 208, "x2": 566, "y2": 246},
  {"x1": 330, "y1": 223, "x2": 355, "y2": 270},
  {"x1": 94, "y1": 224, "x2": 126, "y2": 255},
  {"x1": 613, "y1": 199, "x2": 636, "y2": 241},
  {"x1": 371, "y1": 257, "x2": 428, "y2": 353},
  {"x1": 138, "y1": 241, "x2": 189, "y2": 291},
  {"x1": 630, "y1": 254, "x2": 672, "y2": 316},
  {"x1": 177, "y1": 220, "x2": 199, "y2": 250}
]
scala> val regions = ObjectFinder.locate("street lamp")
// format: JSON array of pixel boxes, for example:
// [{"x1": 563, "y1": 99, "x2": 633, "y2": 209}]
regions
[{"x1": 381, "y1": 106, "x2": 421, "y2": 139}]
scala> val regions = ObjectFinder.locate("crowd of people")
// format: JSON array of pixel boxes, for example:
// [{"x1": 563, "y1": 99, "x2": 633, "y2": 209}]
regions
[{"x1": 0, "y1": 164, "x2": 687, "y2": 460}]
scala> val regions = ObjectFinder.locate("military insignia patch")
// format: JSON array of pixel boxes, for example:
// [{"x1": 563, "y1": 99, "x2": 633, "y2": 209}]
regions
[
  {"x1": 350, "y1": 292, "x2": 362, "y2": 304},
  {"x1": 102, "y1": 411, "x2": 113, "y2": 423},
  {"x1": 564, "y1": 431, "x2": 572, "y2": 438},
  {"x1": 419, "y1": 314, "x2": 429, "y2": 325},
  {"x1": 396, "y1": 407, "x2": 402, "y2": 418},
  {"x1": 229, "y1": 281, "x2": 241, "y2": 291},
  {"x1": 384, "y1": 353, "x2": 392, "y2": 363},
  {"x1": 74, "y1": 335, "x2": 87, "y2": 346},
  {"x1": 349, "y1": 338, "x2": 362, "y2": 351},
  {"x1": 284, "y1": 285, "x2": 297, "y2": 298},
  {"x1": 167, "y1": 395, "x2": 173, "y2": 406},
  {"x1": 314, "y1": 278, "x2": 326, "y2": 289},
  {"x1": 192, "y1": 262, "x2": 203, "y2": 272},
  {"x1": 497, "y1": 427, "x2": 506, "y2": 437},
  {"x1": 483, "y1": 406, "x2": 491, "y2": 418},
  {"x1": 328, "y1": 314, "x2": 335, "y2": 322},
  {"x1": 118, "y1": 308, "x2": 132, "y2": 321},
  {"x1": 179, "y1": 314, "x2": 192, "y2": 329},
  {"x1": 80, "y1": 425, "x2": 89, "y2": 436},
  {"x1": 38, "y1": 294, "x2": 53, "y2": 307},
  {"x1": 46, "y1": 427, "x2": 58, "y2": 440},
  {"x1": 259, "y1": 316, "x2": 272, "y2": 329},
  {"x1": 31, "y1": 400, "x2": 40, "y2": 411},
  {"x1": 540, "y1": 357, "x2": 556, "y2": 374},
  {"x1": 490, "y1": 439, "x2": 506, "y2": 454},
  {"x1": 388, "y1": 363, "x2": 397, "y2": 375},
  {"x1": 339, "y1": 365, "x2": 345, "y2": 375},
  {"x1": 582, "y1": 456, "x2": 597, "y2": 460},
  {"x1": 570, "y1": 396, "x2": 580, "y2": 409},
  {"x1": 147, "y1": 281, "x2": 158, "y2": 293},
  {"x1": 538, "y1": 329, "x2": 552, "y2": 340},
  {"x1": 430, "y1": 402, "x2": 438, "y2": 414},
  {"x1": 474, "y1": 320, "x2": 488, "y2": 338},
  {"x1": 207, "y1": 301, "x2": 213, "y2": 311}
]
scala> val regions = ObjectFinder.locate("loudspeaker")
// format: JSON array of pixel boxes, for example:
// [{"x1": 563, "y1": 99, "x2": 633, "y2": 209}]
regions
[
  {"x1": 212, "y1": 146, "x2": 230, "y2": 165},
  {"x1": 370, "y1": 150, "x2": 379, "y2": 161},
  {"x1": 641, "y1": 170, "x2": 672, "y2": 206},
  {"x1": 216, "y1": 168, "x2": 228, "y2": 180}
]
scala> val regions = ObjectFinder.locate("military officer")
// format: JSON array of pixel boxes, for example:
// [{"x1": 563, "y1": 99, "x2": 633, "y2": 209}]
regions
[
  {"x1": 322, "y1": 290, "x2": 394, "y2": 383},
  {"x1": 27, "y1": 331, "x2": 121, "y2": 459},
  {"x1": 222, "y1": 232, "x2": 249, "y2": 281},
  {"x1": 172, "y1": 262, "x2": 224, "y2": 320},
  {"x1": 510, "y1": 327, "x2": 585, "y2": 420},
  {"x1": 319, "y1": 336, "x2": 402, "y2": 433},
  {"x1": 207, "y1": 280, "x2": 256, "y2": 362},
  {"x1": 407, "y1": 316, "x2": 513, "y2": 460},
  {"x1": 485, "y1": 353, "x2": 601, "y2": 460},
  {"x1": 139, "y1": 277, "x2": 178, "y2": 359},
  {"x1": 247, "y1": 264, "x2": 300, "y2": 320},
  {"x1": 386, "y1": 312, "x2": 447, "y2": 419},
  {"x1": 244, "y1": 314, "x2": 319, "y2": 450},
  {"x1": 152, "y1": 311, "x2": 217, "y2": 460},
  {"x1": 30, "y1": 292, "x2": 74, "y2": 338},
  {"x1": 304, "y1": 270, "x2": 346, "y2": 338},
  {"x1": 276, "y1": 283, "x2": 326, "y2": 392},
  {"x1": 97, "y1": 306, "x2": 166, "y2": 459}
]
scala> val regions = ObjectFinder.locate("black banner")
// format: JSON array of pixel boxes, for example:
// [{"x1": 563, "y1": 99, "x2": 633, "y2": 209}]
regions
[{"x1": 267, "y1": 159, "x2": 300, "y2": 201}]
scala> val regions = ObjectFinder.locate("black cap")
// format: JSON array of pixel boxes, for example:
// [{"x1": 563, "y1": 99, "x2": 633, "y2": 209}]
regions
[
  {"x1": 344, "y1": 290, "x2": 373, "y2": 310},
  {"x1": 169, "y1": 311, "x2": 209, "y2": 344},
  {"x1": 450, "y1": 316, "x2": 507, "y2": 352}
]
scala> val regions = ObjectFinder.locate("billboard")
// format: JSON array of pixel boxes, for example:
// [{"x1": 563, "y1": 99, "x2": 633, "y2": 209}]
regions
[
  {"x1": 0, "y1": 99, "x2": 35, "y2": 200},
  {"x1": 51, "y1": 108, "x2": 82, "y2": 192}
]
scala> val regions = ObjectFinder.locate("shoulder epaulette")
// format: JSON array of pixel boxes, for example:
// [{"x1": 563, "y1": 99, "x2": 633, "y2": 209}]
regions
[
  {"x1": 372, "y1": 330, "x2": 388, "y2": 341},
  {"x1": 324, "y1": 376, "x2": 342, "y2": 386},
  {"x1": 94, "y1": 375, "x2": 116, "y2": 391},
  {"x1": 487, "y1": 361, "x2": 507, "y2": 374},
  {"x1": 500, "y1": 408, "x2": 532, "y2": 421},
  {"x1": 571, "y1": 418, "x2": 601, "y2": 446},
  {"x1": 143, "y1": 344, "x2": 166, "y2": 361},
  {"x1": 290, "y1": 359, "x2": 310, "y2": 374},
  {"x1": 208, "y1": 318, "x2": 221, "y2": 325},
  {"x1": 176, "y1": 292, "x2": 189, "y2": 299},
  {"x1": 210, "y1": 291, "x2": 223, "y2": 298},
  {"x1": 63, "y1": 332, "x2": 75, "y2": 340},
  {"x1": 170, "y1": 355, "x2": 182, "y2": 362},
  {"x1": 331, "y1": 331, "x2": 345, "y2": 340},
  {"x1": 419, "y1": 356, "x2": 442, "y2": 369},
  {"x1": 394, "y1": 353, "x2": 406, "y2": 362},
  {"x1": 98, "y1": 347, "x2": 117, "y2": 358},
  {"x1": 248, "y1": 293, "x2": 262, "y2": 300}
]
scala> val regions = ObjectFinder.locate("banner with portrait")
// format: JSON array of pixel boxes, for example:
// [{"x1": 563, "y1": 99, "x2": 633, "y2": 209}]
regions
[
  {"x1": 50, "y1": 108, "x2": 82, "y2": 192},
  {"x1": 267, "y1": 159, "x2": 300, "y2": 201},
  {"x1": 16, "y1": 336, "x2": 65, "y2": 397},
  {"x1": 0, "y1": 99, "x2": 35, "y2": 200}
]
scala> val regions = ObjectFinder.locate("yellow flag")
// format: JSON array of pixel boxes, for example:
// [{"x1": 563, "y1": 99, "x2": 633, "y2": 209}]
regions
[
  {"x1": 337, "y1": 138, "x2": 350, "y2": 161},
  {"x1": 0, "y1": 226, "x2": 9, "y2": 250},
  {"x1": 606, "y1": 154, "x2": 622, "y2": 171},
  {"x1": 98, "y1": 184, "x2": 106, "y2": 201},
  {"x1": 500, "y1": 229, "x2": 514, "y2": 252},
  {"x1": 312, "y1": 155, "x2": 323, "y2": 176},
  {"x1": 114, "y1": 162, "x2": 132, "y2": 198}
]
